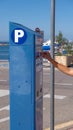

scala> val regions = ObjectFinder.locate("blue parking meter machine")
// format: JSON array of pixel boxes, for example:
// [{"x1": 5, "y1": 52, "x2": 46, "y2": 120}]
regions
[{"x1": 9, "y1": 22, "x2": 43, "y2": 130}]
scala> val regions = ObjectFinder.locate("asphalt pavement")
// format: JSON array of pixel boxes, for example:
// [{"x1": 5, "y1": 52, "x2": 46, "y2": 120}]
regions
[{"x1": 0, "y1": 61, "x2": 73, "y2": 130}]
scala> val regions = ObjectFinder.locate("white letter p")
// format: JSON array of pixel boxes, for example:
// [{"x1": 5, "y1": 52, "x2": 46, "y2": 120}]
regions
[{"x1": 14, "y1": 30, "x2": 24, "y2": 43}]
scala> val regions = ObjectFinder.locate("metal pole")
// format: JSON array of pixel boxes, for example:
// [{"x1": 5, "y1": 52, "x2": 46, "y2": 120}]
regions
[{"x1": 50, "y1": 0, "x2": 55, "y2": 130}]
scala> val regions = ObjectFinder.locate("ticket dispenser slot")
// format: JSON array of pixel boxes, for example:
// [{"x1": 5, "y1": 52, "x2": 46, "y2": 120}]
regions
[{"x1": 9, "y1": 22, "x2": 43, "y2": 130}]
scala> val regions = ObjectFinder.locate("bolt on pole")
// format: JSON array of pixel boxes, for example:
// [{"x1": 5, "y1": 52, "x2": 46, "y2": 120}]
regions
[{"x1": 50, "y1": 0, "x2": 55, "y2": 130}]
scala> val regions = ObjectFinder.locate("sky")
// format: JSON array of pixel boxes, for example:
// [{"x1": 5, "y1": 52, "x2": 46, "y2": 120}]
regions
[{"x1": 0, "y1": 0, "x2": 73, "y2": 41}]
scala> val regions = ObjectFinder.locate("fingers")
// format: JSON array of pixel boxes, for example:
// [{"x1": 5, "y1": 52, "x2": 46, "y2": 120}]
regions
[
  {"x1": 40, "y1": 52, "x2": 48, "y2": 59},
  {"x1": 41, "y1": 51, "x2": 48, "y2": 55}
]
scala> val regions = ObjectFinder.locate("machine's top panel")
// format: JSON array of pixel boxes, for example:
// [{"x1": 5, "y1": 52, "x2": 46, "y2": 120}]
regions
[{"x1": 9, "y1": 22, "x2": 43, "y2": 46}]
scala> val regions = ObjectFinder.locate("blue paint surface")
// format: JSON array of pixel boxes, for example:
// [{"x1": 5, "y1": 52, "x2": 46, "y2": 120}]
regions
[{"x1": 9, "y1": 22, "x2": 43, "y2": 130}]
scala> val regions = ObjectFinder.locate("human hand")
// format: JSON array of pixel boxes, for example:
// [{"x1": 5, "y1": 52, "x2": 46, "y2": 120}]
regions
[{"x1": 41, "y1": 51, "x2": 51, "y2": 60}]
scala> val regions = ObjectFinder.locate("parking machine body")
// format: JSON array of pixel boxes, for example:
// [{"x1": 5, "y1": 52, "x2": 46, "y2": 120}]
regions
[{"x1": 9, "y1": 22, "x2": 43, "y2": 130}]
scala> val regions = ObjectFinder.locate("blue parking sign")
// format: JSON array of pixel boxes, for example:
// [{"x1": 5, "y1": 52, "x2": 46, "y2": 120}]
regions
[
  {"x1": 9, "y1": 22, "x2": 43, "y2": 130},
  {"x1": 11, "y1": 27, "x2": 27, "y2": 44}
]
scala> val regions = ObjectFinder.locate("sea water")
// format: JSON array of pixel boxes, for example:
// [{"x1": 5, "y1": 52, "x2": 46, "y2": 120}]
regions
[{"x1": 0, "y1": 45, "x2": 9, "y2": 60}]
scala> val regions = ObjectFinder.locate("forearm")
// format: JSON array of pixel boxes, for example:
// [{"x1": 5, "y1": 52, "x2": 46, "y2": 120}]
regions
[
  {"x1": 42, "y1": 51, "x2": 73, "y2": 76},
  {"x1": 48, "y1": 57, "x2": 73, "y2": 76}
]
